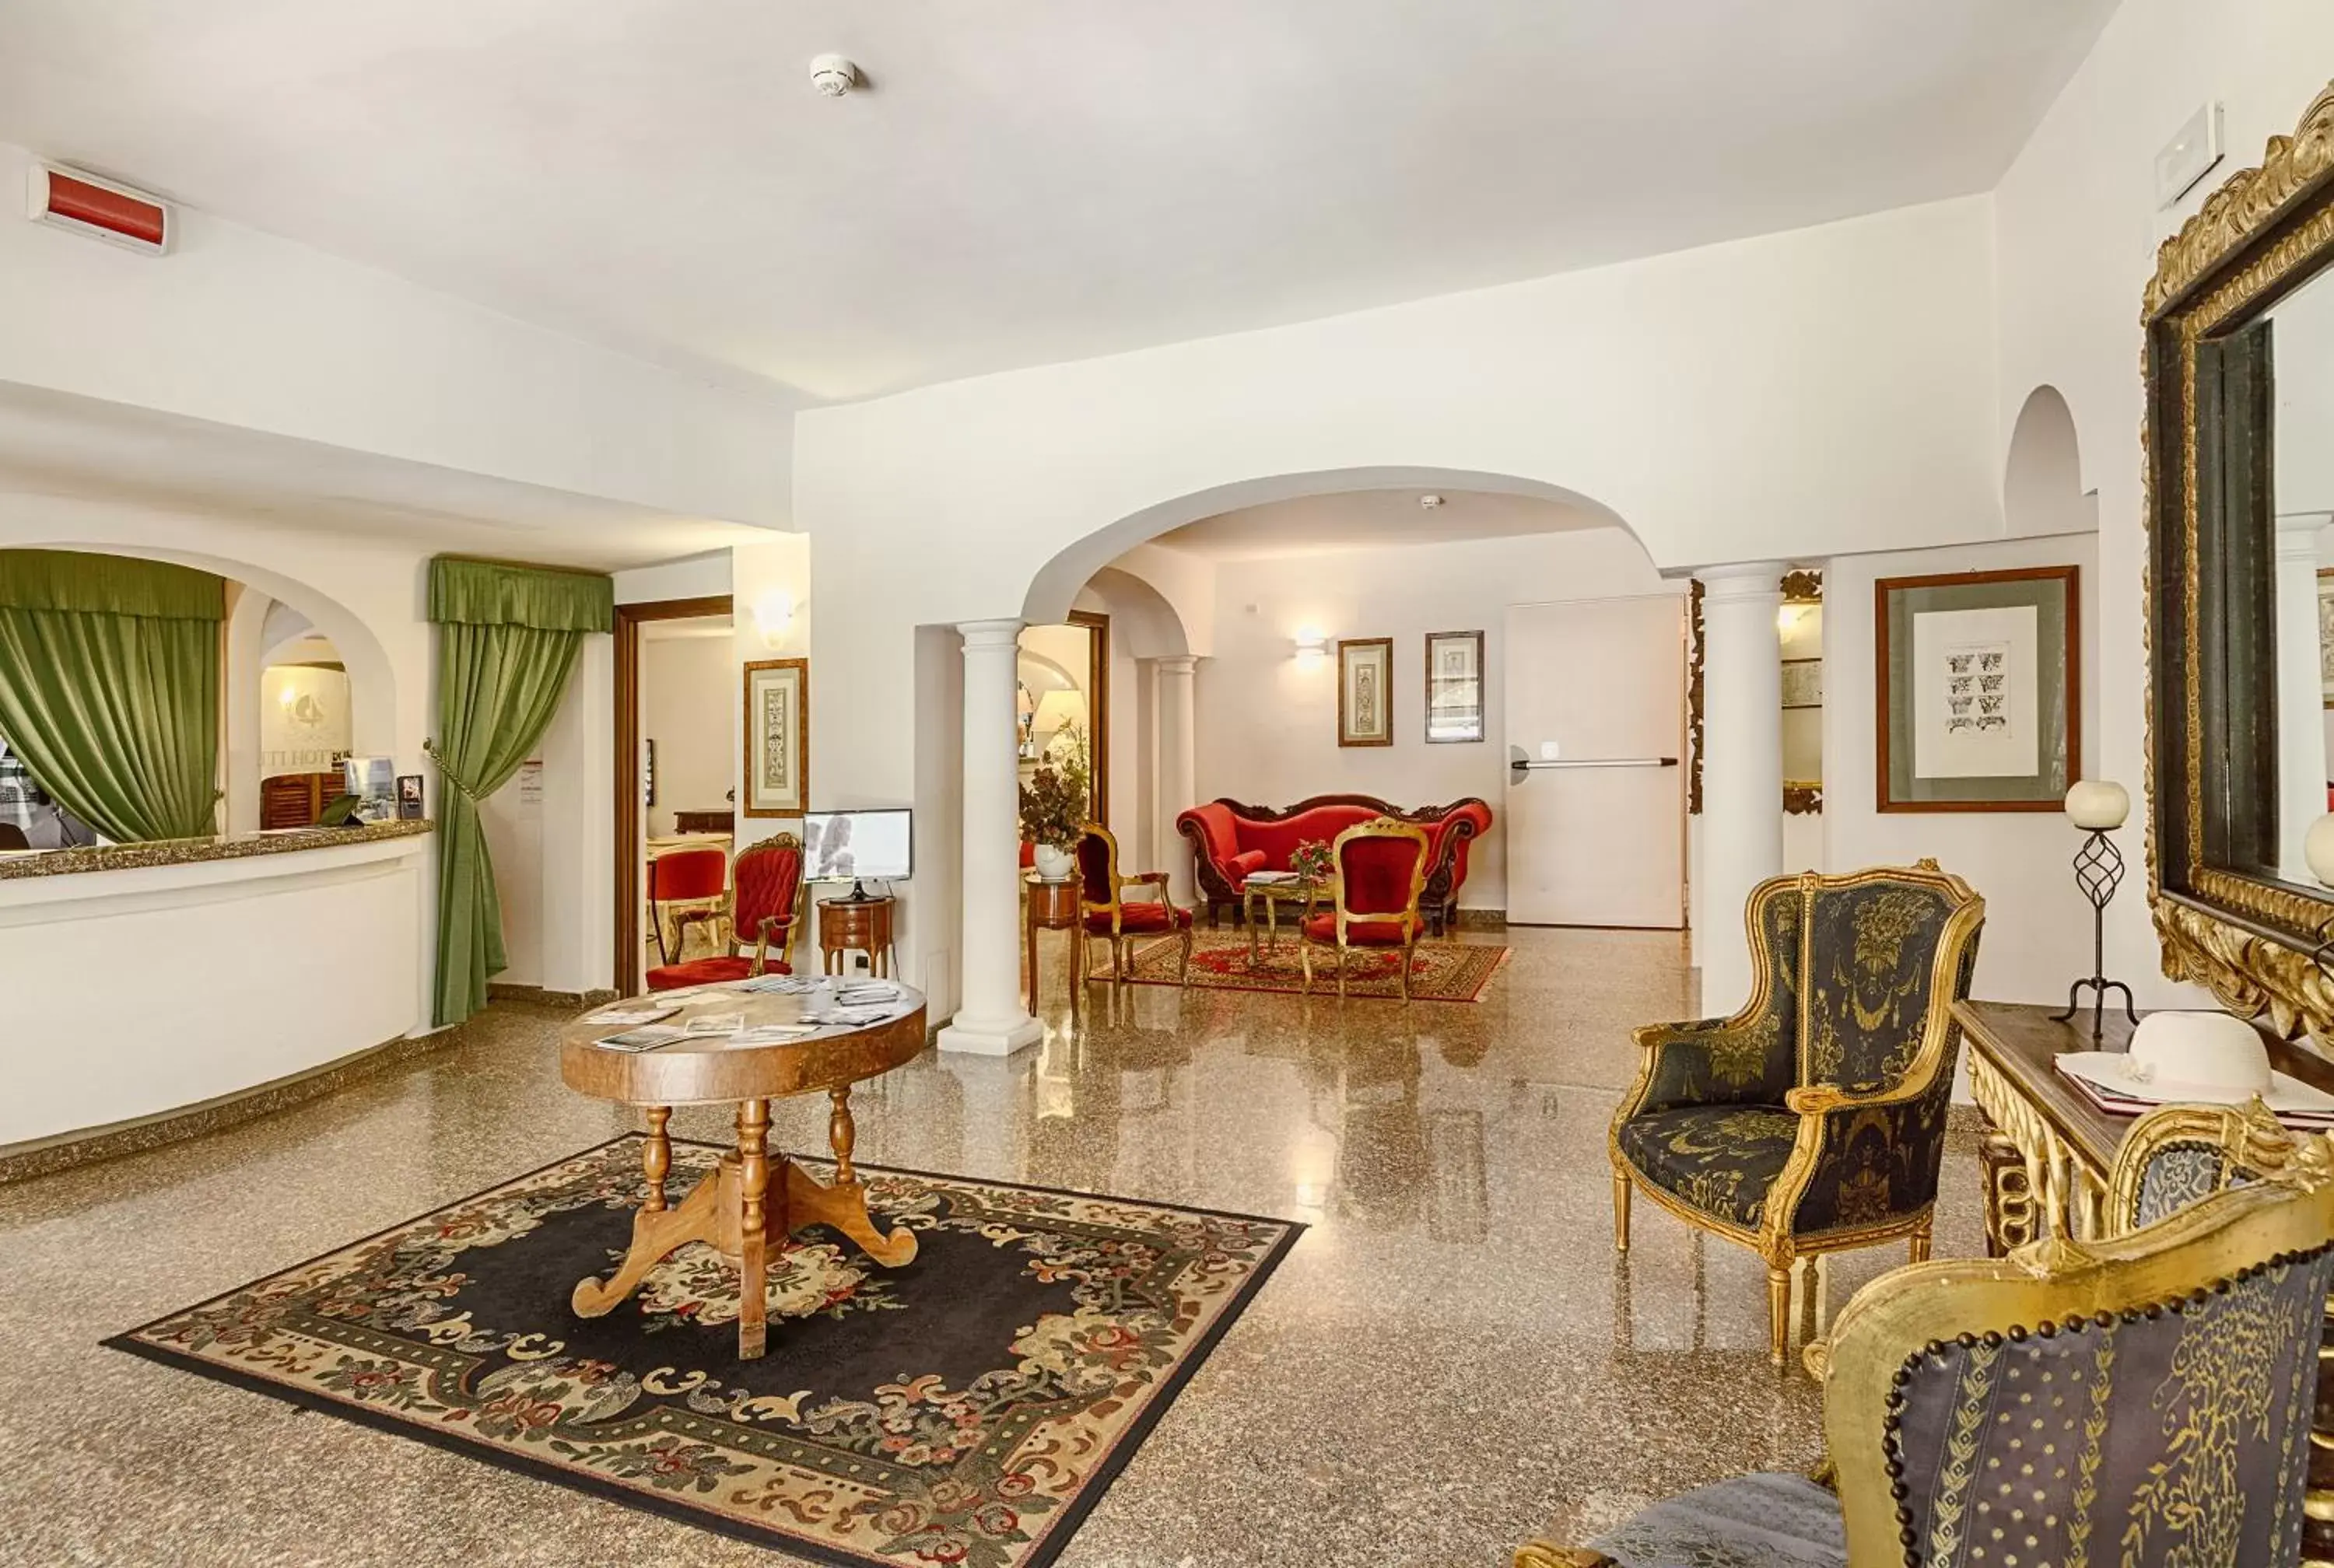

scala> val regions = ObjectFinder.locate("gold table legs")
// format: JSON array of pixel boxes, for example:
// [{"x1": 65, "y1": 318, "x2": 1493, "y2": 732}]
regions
[{"x1": 571, "y1": 1088, "x2": 920, "y2": 1360}]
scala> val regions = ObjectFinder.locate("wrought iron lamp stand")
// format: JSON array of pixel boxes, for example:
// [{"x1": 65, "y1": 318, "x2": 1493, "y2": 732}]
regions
[{"x1": 2052, "y1": 828, "x2": 2137, "y2": 1041}]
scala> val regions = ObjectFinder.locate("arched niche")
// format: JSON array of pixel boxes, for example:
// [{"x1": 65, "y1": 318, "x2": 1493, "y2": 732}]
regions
[{"x1": 2002, "y1": 385, "x2": 2095, "y2": 538}]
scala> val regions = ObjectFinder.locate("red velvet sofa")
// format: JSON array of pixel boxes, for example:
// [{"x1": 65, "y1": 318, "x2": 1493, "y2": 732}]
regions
[{"x1": 1175, "y1": 793, "x2": 1493, "y2": 936}]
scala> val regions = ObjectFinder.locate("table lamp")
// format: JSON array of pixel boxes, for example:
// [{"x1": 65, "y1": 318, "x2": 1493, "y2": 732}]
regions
[{"x1": 2052, "y1": 779, "x2": 2138, "y2": 1041}]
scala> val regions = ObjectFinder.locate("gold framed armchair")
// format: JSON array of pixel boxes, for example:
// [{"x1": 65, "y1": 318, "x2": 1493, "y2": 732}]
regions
[
  {"x1": 2104, "y1": 1096, "x2": 2308, "y2": 1237},
  {"x1": 1298, "y1": 816, "x2": 1430, "y2": 1000},
  {"x1": 1609, "y1": 863, "x2": 1985, "y2": 1363},
  {"x1": 1074, "y1": 821, "x2": 1193, "y2": 985},
  {"x1": 1520, "y1": 1150, "x2": 2334, "y2": 1567}
]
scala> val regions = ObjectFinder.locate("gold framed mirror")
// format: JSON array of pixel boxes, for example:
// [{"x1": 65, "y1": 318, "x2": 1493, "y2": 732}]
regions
[{"x1": 2147, "y1": 80, "x2": 2334, "y2": 1039}]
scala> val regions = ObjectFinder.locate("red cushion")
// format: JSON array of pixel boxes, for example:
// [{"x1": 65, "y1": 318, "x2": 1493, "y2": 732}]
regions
[
  {"x1": 1084, "y1": 901, "x2": 1192, "y2": 935},
  {"x1": 1302, "y1": 912, "x2": 1414, "y2": 946},
  {"x1": 645, "y1": 954, "x2": 793, "y2": 991},
  {"x1": 1226, "y1": 849, "x2": 1268, "y2": 884},
  {"x1": 1339, "y1": 833, "x2": 1426, "y2": 915}
]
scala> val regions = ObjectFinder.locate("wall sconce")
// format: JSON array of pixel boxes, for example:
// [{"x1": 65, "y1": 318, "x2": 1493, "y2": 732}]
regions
[
  {"x1": 1292, "y1": 628, "x2": 1328, "y2": 666},
  {"x1": 752, "y1": 588, "x2": 797, "y2": 649}
]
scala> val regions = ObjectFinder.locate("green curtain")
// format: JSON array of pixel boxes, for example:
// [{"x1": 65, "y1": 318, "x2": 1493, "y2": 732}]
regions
[
  {"x1": 0, "y1": 550, "x2": 223, "y2": 842},
  {"x1": 429, "y1": 557, "x2": 613, "y2": 1027}
]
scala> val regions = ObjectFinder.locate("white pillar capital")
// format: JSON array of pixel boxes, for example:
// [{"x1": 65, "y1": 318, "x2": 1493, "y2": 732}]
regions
[
  {"x1": 1695, "y1": 562, "x2": 1787, "y2": 605},
  {"x1": 1150, "y1": 654, "x2": 1200, "y2": 676},
  {"x1": 956, "y1": 618, "x2": 1026, "y2": 651}
]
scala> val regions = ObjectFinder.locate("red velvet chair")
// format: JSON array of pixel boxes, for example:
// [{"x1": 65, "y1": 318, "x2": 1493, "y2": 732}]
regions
[
  {"x1": 645, "y1": 834, "x2": 803, "y2": 991},
  {"x1": 1299, "y1": 817, "x2": 1429, "y2": 1000},
  {"x1": 647, "y1": 845, "x2": 727, "y2": 967},
  {"x1": 1076, "y1": 821, "x2": 1192, "y2": 985}
]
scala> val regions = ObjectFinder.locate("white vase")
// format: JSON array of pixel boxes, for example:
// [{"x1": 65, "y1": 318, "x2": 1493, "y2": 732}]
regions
[{"x1": 1032, "y1": 843, "x2": 1075, "y2": 881}]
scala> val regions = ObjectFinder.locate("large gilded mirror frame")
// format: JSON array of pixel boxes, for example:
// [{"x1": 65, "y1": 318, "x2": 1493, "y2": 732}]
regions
[{"x1": 2147, "y1": 79, "x2": 2334, "y2": 1040}]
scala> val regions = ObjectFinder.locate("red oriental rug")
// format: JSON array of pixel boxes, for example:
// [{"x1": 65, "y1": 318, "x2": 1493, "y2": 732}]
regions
[{"x1": 1103, "y1": 930, "x2": 1509, "y2": 1002}]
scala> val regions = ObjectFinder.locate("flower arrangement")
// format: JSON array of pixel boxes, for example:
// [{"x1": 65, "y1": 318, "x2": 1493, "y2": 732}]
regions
[
  {"x1": 1289, "y1": 838, "x2": 1333, "y2": 884},
  {"x1": 1018, "y1": 724, "x2": 1092, "y2": 849}
]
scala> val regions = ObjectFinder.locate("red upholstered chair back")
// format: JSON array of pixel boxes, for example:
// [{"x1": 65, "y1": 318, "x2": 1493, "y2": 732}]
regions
[
  {"x1": 649, "y1": 846, "x2": 727, "y2": 904},
  {"x1": 733, "y1": 836, "x2": 803, "y2": 940},
  {"x1": 1074, "y1": 823, "x2": 1116, "y2": 898},
  {"x1": 1333, "y1": 818, "x2": 1429, "y2": 923}
]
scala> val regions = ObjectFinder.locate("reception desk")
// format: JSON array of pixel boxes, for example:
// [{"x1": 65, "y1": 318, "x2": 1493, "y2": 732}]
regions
[{"x1": 0, "y1": 821, "x2": 432, "y2": 1169}]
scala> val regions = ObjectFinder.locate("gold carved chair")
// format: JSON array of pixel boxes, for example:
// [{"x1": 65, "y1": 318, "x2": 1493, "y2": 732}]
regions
[
  {"x1": 1519, "y1": 1147, "x2": 2334, "y2": 1567},
  {"x1": 1074, "y1": 821, "x2": 1193, "y2": 985},
  {"x1": 1298, "y1": 816, "x2": 1430, "y2": 1000},
  {"x1": 2104, "y1": 1095, "x2": 2308, "y2": 1237},
  {"x1": 1610, "y1": 863, "x2": 1985, "y2": 1363}
]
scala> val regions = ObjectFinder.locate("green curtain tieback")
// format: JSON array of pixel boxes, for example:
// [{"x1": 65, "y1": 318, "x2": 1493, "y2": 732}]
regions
[{"x1": 422, "y1": 739, "x2": 488, "y2": 805}]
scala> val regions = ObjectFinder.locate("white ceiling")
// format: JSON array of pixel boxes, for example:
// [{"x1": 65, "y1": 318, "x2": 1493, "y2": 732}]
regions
[
  {"x1": 0, "y1": 383, "x2": 768, "y2": 571},
  {"x1": 0, "y1": 1, "x2": 2116, "y2": 405},
  {"x1": 1153, "y1": 487, "x2": 1607, "y2": 561}
]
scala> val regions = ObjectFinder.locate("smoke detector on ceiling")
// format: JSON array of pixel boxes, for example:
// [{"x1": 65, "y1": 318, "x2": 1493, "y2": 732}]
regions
[
  {"x1": 810, "y1": 54, "x2": 860, "y2": 97},
  {"x1": 1418, "y1": 494, "x2": 1446, "y2": 510}
]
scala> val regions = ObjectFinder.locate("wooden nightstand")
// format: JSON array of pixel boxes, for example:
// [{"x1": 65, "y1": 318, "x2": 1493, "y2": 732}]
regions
[
  {"x1": 818, "y1": 893, "x2": 896, "y2": 978},
  {"x1": 1024, "y1": 872, "x2": 1083, "y2": 1022}
]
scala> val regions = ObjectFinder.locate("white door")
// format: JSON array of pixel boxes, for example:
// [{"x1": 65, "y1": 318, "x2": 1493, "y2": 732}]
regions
[{"x1": 1502, "y1": 596, "x2": 1687, "y2": 928}]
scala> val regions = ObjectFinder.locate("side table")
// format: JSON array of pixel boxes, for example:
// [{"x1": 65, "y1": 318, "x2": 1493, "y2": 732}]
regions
[
  {"x1": 1025, "y1": 872, "x2": 1083, "y2": 1022},
  {"x1": 819, "y1": 893, "x2": 896, "y2": 977}
]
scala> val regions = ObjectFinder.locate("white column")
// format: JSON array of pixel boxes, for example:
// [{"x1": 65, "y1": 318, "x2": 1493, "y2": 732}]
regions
[
  {"x1": 1151, "y1": 655, "x2": 1199, "y2": 899},
  {"x1": 937, "y1": 619, "x2": 1044, "y2": 1056},
  {"x1": 2276, "y1": 513, "x2": 2331, "y2": 874},
  {"x1": 1696, "y1": 564, "x2": 1786, "y2": 1019}
]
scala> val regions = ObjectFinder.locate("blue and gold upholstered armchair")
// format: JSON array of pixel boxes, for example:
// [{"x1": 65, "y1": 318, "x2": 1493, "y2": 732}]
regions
[
  {"x1": 1519, "y1": 1144, "x2": 2334, "y2": 1567},
  {"x1": 1610, "y1": 863, "x2": 1985, "y2": 1363}
]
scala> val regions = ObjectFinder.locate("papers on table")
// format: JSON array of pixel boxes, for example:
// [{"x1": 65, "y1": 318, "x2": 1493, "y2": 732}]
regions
[
  {"x1": 730, "y1": 1023, "x2": 822, "y2": 1046},
  {"x1": 741, "y1": 975, "x2": 818, "y2": 994},
  {"x1": 1242, "y1": 870, "x2": 1298, "y2": 885},
  {"x1": 594, "y1": 1024, "x2": 688, "y2": 1053},
  {"x1": 682, "y1": 1013, "x2": 748, "y2": 1037},
  {"x1": 585, "y1": 1002, "x2": 678, "y2": 1028}
]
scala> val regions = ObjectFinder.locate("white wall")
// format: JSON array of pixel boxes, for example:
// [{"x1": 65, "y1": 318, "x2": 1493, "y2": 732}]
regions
[
  {"x1": 0, "y1": 142, "x2": 794, "y2": 527},
  {"x1": 640, "y1": 632, "x2": 732, "y2": 837},
  {"x1": 1821, "y1": 532, "x2": 2102, "y2": 1006},
  {"x1": 1188, "y1": 529, "x2": 1679, "y2": 911},
  {"x1": 1990, "y1": 0, "x2": 2334, "y2": 1005}
]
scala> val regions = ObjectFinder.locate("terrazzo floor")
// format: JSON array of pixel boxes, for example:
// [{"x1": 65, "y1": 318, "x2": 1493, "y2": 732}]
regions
[{"x1": 0, "y1": 926, "x2": 1984, "y2": 1567}]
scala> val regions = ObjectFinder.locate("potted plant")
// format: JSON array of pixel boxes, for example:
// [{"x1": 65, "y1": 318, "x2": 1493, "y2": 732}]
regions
[
  {"x1": 1290, "y1": 837, "x2": 1333, "y2": 885},
  {"x1": 1018, "y1": 726, "x2": 1092, "y2": 881}
]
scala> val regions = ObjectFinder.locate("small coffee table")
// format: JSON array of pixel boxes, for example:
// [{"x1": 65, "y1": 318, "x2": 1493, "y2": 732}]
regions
[
  {"x1": 560, "y1": 980, "x2": 928, "y2": 1360},
  {"x1": 1244, "y1": 877, "x2": 1328, "y2": 963}
]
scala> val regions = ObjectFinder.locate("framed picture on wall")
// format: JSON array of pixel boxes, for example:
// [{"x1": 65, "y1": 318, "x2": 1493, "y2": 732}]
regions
[
  {"x1": 1337, "y1": 637, "x2": 1393, "y2": 747},
  {"x1": 1424, "y1": 630, "x2": 1485, "y2": 744},
  {"x1": 742, "y1": 658, "x2": 809, "y2": 817},
  {"x1": 2318, "y1": 567, "x2": 2334, "y2": 705},
  {"x1": 1876, "y1": 565, "x2": 2078, "y2": 812}
]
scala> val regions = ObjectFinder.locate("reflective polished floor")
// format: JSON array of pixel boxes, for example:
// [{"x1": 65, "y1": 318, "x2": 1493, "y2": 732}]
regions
[{"x1": 0, "y1": 927, "x2": 1983, "y2": 1566}]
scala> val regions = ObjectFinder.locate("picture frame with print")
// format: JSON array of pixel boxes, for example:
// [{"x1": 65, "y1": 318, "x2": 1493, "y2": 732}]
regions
[
  {"x1": 742, "y1": 658, "x2": 810, "y2": 817},
  {"x1": 1337, "y1": 638, "x2": 1393, "y2": 748}
]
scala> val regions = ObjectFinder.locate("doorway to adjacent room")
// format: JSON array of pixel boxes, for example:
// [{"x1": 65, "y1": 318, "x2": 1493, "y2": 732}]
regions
[{"x1": 613, "y1": 594, "x2": 733, "y2": 993}]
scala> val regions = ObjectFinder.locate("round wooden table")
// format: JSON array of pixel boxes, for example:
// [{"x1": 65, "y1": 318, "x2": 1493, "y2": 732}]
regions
[{"x1": 559, "y1": 981, "x2": 928, "y2": 1360}]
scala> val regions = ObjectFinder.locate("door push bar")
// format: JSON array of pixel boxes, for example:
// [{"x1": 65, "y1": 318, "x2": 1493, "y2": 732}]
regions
[{"x1": 1508, "y1": 754, "x2": 1679, "y2": 776}]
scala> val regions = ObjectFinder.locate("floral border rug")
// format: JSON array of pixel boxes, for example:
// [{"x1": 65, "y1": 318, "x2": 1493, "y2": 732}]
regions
[
  {"x1": 1112, "y1": 931, "x2": 1510, "y2": 1002},
  {"x1": 106, "y1": 1136, "x2": 1301, "y2": 1568}
]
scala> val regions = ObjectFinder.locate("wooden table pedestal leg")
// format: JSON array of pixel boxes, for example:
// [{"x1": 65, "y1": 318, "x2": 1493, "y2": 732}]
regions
[
  {"x1": 573, "y1": 1090, "x2": 920, "y2": 1361},
  {"x1": 643, "y1": 1106, "x2": 671, "y2": 1213},
  {"x1": 734, "y1": 1098, "x2": 771, "y2": 1360}
]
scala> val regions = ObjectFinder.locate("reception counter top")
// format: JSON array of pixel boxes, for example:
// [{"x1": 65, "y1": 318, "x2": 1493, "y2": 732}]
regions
[{"x1": 0, "y1": 818, "x2": 430, "y2": 881}]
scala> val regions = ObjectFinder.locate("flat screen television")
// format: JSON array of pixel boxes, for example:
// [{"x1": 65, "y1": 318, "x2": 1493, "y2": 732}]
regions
[{"x1": 803, "y1": 808, "x2": 912, "y2": 897}]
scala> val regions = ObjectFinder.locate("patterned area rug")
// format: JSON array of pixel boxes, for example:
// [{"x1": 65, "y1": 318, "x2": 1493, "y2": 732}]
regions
[
  {"x1": 107, "y1": 1137, "x2": 1300, "y2": 1568},
  {"x1": 1109, "y1": 931, "x2": 1509, "y2": 1002}
]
